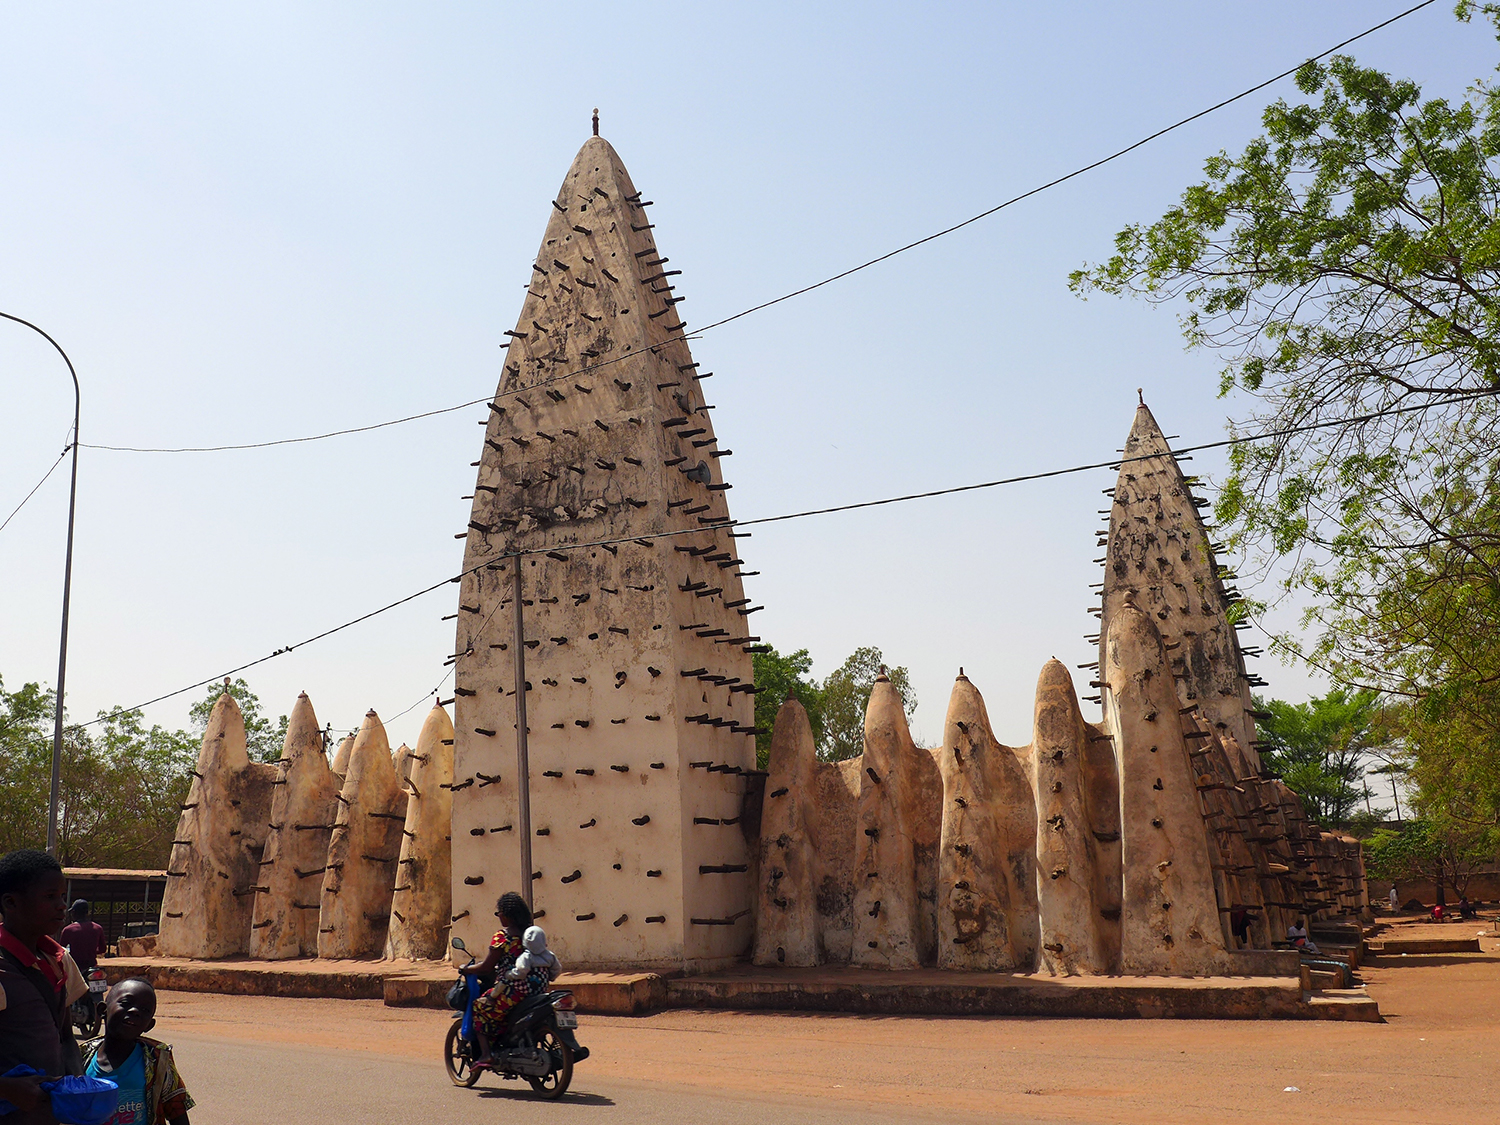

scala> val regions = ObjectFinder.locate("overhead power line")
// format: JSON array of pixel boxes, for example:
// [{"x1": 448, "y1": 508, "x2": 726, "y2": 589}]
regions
[
  {"x1": 78, "y1": 384, "x2": 1495, "y2": 729},
  {"x1": 78, "y1": 0, "x2": 1439, "y2": 457},
  {"x1": 83, "y1": 398, "x2": 492, "y2": 454},
  {"x1": 0, "y1": 447, "x2": 70, "y2": 536}
]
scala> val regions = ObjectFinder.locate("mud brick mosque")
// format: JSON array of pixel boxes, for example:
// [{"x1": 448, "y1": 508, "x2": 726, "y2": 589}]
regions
[{"x1": 155, "y1": 130, "x2": 1368, "y2": 977}]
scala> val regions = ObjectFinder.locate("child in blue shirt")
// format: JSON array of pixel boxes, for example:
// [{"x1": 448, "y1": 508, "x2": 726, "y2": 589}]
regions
[{"x1": 82, "y1": 979, "x2": 193, "y2": 1125}]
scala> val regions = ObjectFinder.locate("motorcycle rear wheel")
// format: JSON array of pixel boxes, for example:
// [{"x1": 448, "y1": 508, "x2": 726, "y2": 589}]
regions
[
  {"x1": 443, "y1": 1022, "x2": 481, "y2": 1088},
  {"x1": 526, "y1": 1026, "x2": 572, "y2": 1099}
]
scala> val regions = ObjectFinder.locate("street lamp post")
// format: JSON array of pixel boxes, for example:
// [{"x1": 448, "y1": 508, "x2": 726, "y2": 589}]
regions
[{"x1": 1, "y1": 311, "x2": 81, "y2": 858}]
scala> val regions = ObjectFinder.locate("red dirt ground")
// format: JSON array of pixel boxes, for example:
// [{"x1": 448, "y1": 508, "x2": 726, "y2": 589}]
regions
[{"x1": 151, "y1": 919, "x2": 1500, "y2": 1123}]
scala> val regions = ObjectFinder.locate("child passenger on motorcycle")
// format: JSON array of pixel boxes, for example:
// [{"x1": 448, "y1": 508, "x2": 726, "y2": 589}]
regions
[{"x1": 469, "y1": 893, "x2": 547, "y2": 1061}]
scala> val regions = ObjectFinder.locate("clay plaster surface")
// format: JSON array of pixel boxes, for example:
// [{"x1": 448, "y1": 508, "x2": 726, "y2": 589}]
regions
[
  {"x1": 1104, "y1": 601, "x2": 1230, "y2": 975},
  {"x1": 158, "y1": 694, "x2": 275, "y2": 959},
  {"x1": 318, "y1": 710, "x2": 407, "y2": 959},
  {"x1": 250, "y1": 693, "x2": 340, "y2": 959},
  {"x1": 936, "y1": 675, "x2": 1038, "y2": 971},
  {"x1": 752, "y1": 700, "x2": 824, "y2": 966},
  {"x1": 1030, "y1": 660, "x2": 1111, "y2": 974},
  {"x1": 850, "y1": 675, "x2": 940, "y2": 969},
  {"x1": 450, "y1": 135, "x2": 754, "y2": 971},
  {"x1": 386, "y1": 704, "x2": 455, "y2": 960}
]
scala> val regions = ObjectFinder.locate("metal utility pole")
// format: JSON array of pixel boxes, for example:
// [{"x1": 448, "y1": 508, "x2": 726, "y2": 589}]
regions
[
  {"x1": 512, "y1": 554, "x2": 533, "y2": 908},
  {"x1": 1, "y1": 312, "x2": 80, "y2": 858}
]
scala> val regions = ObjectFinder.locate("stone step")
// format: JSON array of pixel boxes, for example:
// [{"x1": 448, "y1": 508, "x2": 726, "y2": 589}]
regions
[
  {"x1": 382, "y1": 971, "x2": 665, "y2": 1014},
  {"x1": 103, "y1": 956, "x2": 664, "y2": 1015},
  {"x1": 1368, "y1": 937, "x2": 1482, "y2": 956},
  {"x1": 1303, "y1": 988, "x2": 1381, "y2": 1022},
  {"x1": 664, "y1": 967, "x2": 1305, "y2": 1019}
]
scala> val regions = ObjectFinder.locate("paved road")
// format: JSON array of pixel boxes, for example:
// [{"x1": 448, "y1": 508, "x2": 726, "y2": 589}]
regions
[
  {"x1": 147, "y1": 931, "x2": 1500, "y2": 1125},
  {"x1": 169, "y1": 1031, "x2": 957, "y2": 1125}
]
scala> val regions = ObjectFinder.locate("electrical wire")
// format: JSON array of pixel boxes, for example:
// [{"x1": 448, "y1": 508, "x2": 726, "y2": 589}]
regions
[
  {"x1": 78, "y1": 384, "x2": 1496, "y2": 729},
  {"x1": 76, "y1": 0, "x2": 1439, "y2": 458},
  {"x1": 0, "y1": 447, "x2": 69, "y2": 535},
  {"x1": 84, "y1": 398, "x2": 492, "y2": 454},
  {"x1": 692, "y1": 0, "x2": 1441, "y2": 336}
]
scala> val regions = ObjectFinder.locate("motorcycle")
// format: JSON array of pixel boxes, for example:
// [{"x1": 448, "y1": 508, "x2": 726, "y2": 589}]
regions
[
  {"x1": 443, "y1": 936, "x2": 584, "y2": 1099},
  {"x1": 69, "y1": 967, "x2": 108, "y2": 1038}
]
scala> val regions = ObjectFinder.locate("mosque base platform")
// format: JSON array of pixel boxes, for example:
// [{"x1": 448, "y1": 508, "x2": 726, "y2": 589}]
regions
[
  {"x1": 104, "y1": 955, "x2": 1375, "y2": 1020},
  {"x1": 661, "y1": 964, "x2": 1377, "y2": 1021},
  {"x1": 103, "y1": 956, "x2": 666, "y2": 1015}
]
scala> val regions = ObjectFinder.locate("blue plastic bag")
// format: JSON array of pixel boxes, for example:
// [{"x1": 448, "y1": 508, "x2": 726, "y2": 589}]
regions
[
  {"x1": 0, "y1": 1065, "x2": 118, "y2": 1125},
  {"x1": 43, "y1": 1075, "x2": 119, "y2": 1125}
]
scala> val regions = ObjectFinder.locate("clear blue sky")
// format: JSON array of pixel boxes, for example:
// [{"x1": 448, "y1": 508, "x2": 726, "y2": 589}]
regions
[{"x1": 1, "y1": 2, "x2": 1490, "y2": 749}]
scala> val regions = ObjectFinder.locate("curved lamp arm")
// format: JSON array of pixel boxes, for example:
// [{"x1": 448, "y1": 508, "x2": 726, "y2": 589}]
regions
[{"x1": 1, "y1": 311, "x2": 81, "y2": 858}]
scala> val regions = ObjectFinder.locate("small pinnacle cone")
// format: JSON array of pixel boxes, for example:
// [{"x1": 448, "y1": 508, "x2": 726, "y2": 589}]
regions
[
  {"x1": 1029, "y1": 660, "x2": 1110, "y2": 975},
  {"x1": 331, "y1": 732, "x2": 355, "y2": 778},
  {"x1": 387, "y1": 703, "x2": 456, "y2": 959},
  {"x1": 936, "y1": 674, "x2": 1038, "y2": 971},
  {"x1": 753, "y1": 699, "x2": 824, "y2": 967},
  {"x1": 158, "y1": 694, "x2": 275, "y2": 959},
  {"x1": 319, "y1": 710, "x2": 407, "y2": 959},
  {"x1": 851, "y1": 677, "x2": 940, "y2": 969},
  {"x1": 251, "y1": 692, "x2": 341, "y2": 959}
]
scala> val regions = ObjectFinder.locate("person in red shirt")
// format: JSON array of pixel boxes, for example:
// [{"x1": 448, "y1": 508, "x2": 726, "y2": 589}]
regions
[
  {"x1": 0, "y1": 848, "x2": 82, "y2": 1123},
  {"x1": 60, "y1": 902, "x2": 105, "y2": 973}
]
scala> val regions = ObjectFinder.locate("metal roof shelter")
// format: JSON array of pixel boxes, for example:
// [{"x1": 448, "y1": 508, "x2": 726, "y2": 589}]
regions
[{"x1": 63, "y1": 868, "x2": 167, "y2": 949}]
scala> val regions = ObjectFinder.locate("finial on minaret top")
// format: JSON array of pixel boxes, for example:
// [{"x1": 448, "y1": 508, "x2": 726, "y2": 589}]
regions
[
  {"x1": 592, "y1": 108, "x2": 599, "y2": 136},
  {"x1": 1137, "y1": 388, "x2": 1144, "y2": 406}
]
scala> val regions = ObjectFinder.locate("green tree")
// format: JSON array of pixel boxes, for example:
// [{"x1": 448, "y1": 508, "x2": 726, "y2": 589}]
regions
[
  {"x1": 1364, "y1": 815, "x2": 1497, "y2": 900},
  {"x1": 0, "y1": 676, "x2": 57, "y2": 854},
  {"x1": 188, "y1": 678, "x2": 289, "y2": 762},
  {"x1": 1071, "y1": 14, "x2": 1500, "y2": 846},
  {"x1": 1069, "y1": 40, "x2": 1500, "y2": 690},
  {"x1": 816, "y1": 647, "x2": 916, "y2": 763},
  {"x1": 0, "y1": 676, "x2": 199, "y2": 868},
  {"x1": 750, "y1": 645, "x2": 918, "y2": 767},
  {"x1": 1254, "y1": 688, "x2": 1388, "y2": 827},
  {"x1": 750, "y1": 647, "x2": 823, "y2": 768},
  {"x1": 90, "y1": 709, "x2": 200, "y2": 868}
]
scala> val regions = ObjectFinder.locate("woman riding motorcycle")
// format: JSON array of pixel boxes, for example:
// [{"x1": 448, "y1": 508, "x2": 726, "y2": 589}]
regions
[{"x1": 469, "y1": 892, "x2": 584, "y2": 1064}]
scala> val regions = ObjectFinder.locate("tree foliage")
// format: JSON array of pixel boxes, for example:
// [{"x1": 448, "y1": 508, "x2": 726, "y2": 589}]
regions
[
  {"x1": 751, "y1": 647, "x2": 824, "y2": 765},
  {"x1": 817, "y1": 647, "x2": 916, "y2": 763},
  {"x1": 1071, "y1": 45, "x2": 1500, "y2": 680},
  {"x1": 0, "y1": 676, "x2": 198, "y2": 868},
  {"x1": 1, "y1": 675, "x2": 284, "y2": 867},
  {"x1": 1253, "y1": 688, "x2": 1388, "y2": 827},
  {"x1": 751, "y1": 644, "x2": 917, "y2": 767},
  {"x1": 1364, "y1": 816, "x2": 1497, "y2": 898},
  {"x1": 1071, "y1": 14, "x2": 1500, "y2": 844}
]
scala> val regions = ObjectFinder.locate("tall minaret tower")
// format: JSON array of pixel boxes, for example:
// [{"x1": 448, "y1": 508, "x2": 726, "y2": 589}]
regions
[
  {"x1": 1100, "y1": 402, "x2": 1261, "y2": 768},
  {"x1": 448, "y1": 132, "x2": 757, "y2": 970}
]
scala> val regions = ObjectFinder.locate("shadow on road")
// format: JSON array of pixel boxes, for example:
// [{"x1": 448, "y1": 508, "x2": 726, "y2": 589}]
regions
[{"x1": 475, "y1": 1087, "x2": 615, "y2": 1107}]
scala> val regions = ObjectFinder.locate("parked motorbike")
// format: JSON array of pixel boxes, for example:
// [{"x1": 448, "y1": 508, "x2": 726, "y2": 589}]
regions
[
  {"x1": 443, "y1": 936, "x2": 583, "y2": 1099},
  {"x1": 69, "y1": 967, "x2": 108, "y2": 1038}
]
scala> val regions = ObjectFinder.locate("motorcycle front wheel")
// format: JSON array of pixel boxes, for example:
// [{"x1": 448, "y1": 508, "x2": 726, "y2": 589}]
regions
[
  {"x1": 443, "y1": 1021, "x2": 481, "y2": 1088},
  {"x1": 526, "y1": 1025, "x2": 572, "y2": 1099},
  {"x1": 72, "y1": 999, "x2": 101, "y2": 1039}
]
